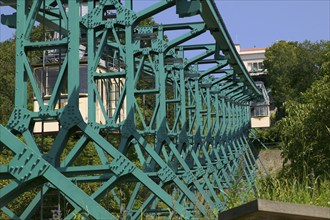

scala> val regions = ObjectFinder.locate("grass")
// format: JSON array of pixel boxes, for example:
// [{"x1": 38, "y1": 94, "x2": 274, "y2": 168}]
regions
[
  {"x1": 224, "y1": 175, "x2": 330, "y2": 210},
  {"x1": 257, "y1": 175, "x2": 330, "y2": 207}
]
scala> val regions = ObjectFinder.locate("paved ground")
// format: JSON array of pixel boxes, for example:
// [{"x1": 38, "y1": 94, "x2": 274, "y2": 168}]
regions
[{"x1": 257, "y1": 148, "x2": 283, "y2": 174}]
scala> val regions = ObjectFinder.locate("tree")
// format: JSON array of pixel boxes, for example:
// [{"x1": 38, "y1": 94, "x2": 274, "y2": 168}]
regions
[
  {"x1": 0, "y1": 39, "x2": 16, "y2": 124},
  {"x1": 0, "y1": 25, "x2": 45, "y2": 125},
  {"x1": 320, "y1": 42, "x2": 330, "y2": 76},
  {"x1": 278, "y1": 75, "x2": 330, "y2": 180},
  {"x1": 261, "y1": 40, "x2": 330, "y2": 180},
  {"x1": 264, "y1": 40, "x2": 330, "y2": 119}
]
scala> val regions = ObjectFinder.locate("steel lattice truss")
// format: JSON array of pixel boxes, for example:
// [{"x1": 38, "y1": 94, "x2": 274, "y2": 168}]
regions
[{"x1": 0, "y1": 0, "x2": 266, "y2": 219}]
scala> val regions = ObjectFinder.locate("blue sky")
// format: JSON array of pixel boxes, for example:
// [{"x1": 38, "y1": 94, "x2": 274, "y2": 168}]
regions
[{"x1": 0, "y1": 1, "x2": 329, "y2": 49}]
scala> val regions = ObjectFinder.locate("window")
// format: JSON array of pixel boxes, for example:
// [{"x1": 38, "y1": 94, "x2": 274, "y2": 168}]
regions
[
  {"x1": 252, "y1": 106, "x2": 269, "y2": 117},
  {"x1": 247, "y1": 63, "x2": 252, "y2": 71},
  {"x1": 103, "y1": 5, "x2": 117, "y2": 20},
  {"x1": 107, "y1": 79, "x2": 122, "y2": 118},
  {"x1": 79, "y1": 66, "x2": 88, "y2": 93},
  {"x1": 247, "y1": 62, "x2": 264, "y2": 72},
  {"x1": 34, "y1": 65, "x2": 88, "y2": 96},
  {"x1": 253, "y1": 62, "x2": 258, "y2": 71},
  {"x1": 34, "y1": 67, "x2": 58, "y2": 96}
]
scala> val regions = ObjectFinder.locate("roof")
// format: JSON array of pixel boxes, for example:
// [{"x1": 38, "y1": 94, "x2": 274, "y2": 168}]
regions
[{"x1": 240, "y1": 47, "x2": 267, "y2": 52}]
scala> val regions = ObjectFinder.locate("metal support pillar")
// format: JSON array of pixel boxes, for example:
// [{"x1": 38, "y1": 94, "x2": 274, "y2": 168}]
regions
[{"x1": 0, "y1": 0, "x2": 266, "y2": 219}]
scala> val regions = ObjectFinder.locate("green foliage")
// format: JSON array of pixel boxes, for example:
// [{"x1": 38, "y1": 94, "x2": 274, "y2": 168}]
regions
[
  {"x1": 320, "y1": 42, "x2": 330, "y2": 76},
  {"x1": 264, "y1": 40, "x2": 330, "y2": 119},
  {"x1": 224, "y1": 175, "x2": 330, "y2": 210},
  {"x1": 0, "y1": 39, "x2": 16, "y2": 124},
  {"x1": 262, "y1": 40, "x2": 330, "y2": 181},
  {"x1": 138, "y1": 17, "x2": 157, "y2": 26},
  {"x1": 252, "y1": 127, "x2": 280, "y2": 148},
  {"x1": 224, "y1": 178, "x2": 255, "y2": 209},
  {"x1": 0, "y1": 25, "x2": 48, "y2": 125},
  {"x1": 278, "y1": 75, "x2": 330, "y2": 179},
  {"x1": 257, "y1": 176, "x2": 330, "y2": 207}
]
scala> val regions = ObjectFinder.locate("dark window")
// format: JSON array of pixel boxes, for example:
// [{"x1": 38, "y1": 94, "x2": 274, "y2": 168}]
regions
[
  {"x1": 103, "y1": 5, "x2": 116, "y2": 19},
  {"x1": 248, "y1": 62, "x2": 264, "y2": 72},
  {"x1": 47, "y1": 68, "x2": 59, "y2": 95},
  {"x1": 34, "y1": 67, "x2": 58, "y2": 96},
  {"x1": 79, "y1": 66, "x2": 88, "y2": 93},
  {"x1": 108, "y1": 79, "x2": 122, "y2": 119},
  {"x1": 34, "y1": 65, "x2": 88, "y2": 96},
  {"x1": 253, "y1": 63, "x2": 258, "y2": 71},
  {"x1": 34, "y1": 68, "x2": 44, "y2": 95},
  {"x1": 252, "y1": 106, "x2": 269, "y2": 117}
]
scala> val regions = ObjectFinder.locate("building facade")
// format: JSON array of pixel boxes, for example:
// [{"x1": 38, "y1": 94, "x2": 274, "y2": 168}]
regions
[{"x1": 236, "y1": 45, "x2": 271, "y2": 128}]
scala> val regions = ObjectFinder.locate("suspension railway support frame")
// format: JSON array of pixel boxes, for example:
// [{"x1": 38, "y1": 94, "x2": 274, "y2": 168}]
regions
[{"x1": 0, "y1": 0, "x2": 265, "y2": 219}]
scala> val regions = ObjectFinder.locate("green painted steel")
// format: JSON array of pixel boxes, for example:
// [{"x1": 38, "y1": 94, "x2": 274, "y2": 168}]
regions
[{"x1": 0, "y1": 0, "x2": 267, "y2": 219}]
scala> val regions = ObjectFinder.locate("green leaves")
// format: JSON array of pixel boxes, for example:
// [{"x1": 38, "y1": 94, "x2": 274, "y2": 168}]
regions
[
  {"x1": 0, "y1": 25, "x2": 45, "y2": 124},
  {"x1": 257, "y1": 176, "x2": 330, "y2": 207},
  {"x1": 0, "y1": 39, "x2": 16, "y2": 124},
  {"x1": 264, "y1": 40, "x2": 330, "y2": 118},
  {"x1": 263, "y1": 40, "x2": 330, "y2": 180},
  {"x1": 278, "y1": 76, "x2": 330, "y2": 179}
]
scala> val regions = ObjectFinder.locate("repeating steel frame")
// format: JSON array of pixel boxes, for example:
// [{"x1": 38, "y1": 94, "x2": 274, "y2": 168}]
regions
[{"x1": 0, "y1": 0, "x2": 266, "y2": 219}]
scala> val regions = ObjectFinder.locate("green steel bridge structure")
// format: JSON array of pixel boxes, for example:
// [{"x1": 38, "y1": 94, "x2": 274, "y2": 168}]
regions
[{"x1": 0, "y1": 0, "x2": 267, "y2": 219}]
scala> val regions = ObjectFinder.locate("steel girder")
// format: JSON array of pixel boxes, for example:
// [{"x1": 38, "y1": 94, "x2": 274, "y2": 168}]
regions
[{"x1": 0, "y1": 0, "x2": 266, "y2": 219}]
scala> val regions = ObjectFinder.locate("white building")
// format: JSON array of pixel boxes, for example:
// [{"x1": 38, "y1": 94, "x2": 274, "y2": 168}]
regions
[
  {"x1": 236, "y1": 45, "x2": 265, "y2": 73},
  {"x1": 236, "y1": 45, "x2": 271, "y2": 128},
  {"x1": 33, "y1": 3, "x2": 126, "y2": 133},
  {"x1": 33, "y1": 62, "x2": 126, "y2": 133}
]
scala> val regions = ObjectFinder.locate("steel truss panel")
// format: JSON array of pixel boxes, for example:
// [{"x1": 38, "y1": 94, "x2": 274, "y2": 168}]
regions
[{"x1": 0, "y1": 0, "x2": 266, "y2": 219}]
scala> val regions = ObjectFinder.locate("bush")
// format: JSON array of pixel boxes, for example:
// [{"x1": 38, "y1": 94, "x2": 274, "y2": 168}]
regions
[{"x1": 278, "y1": 76, "x2": 330, "y2": 180}]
